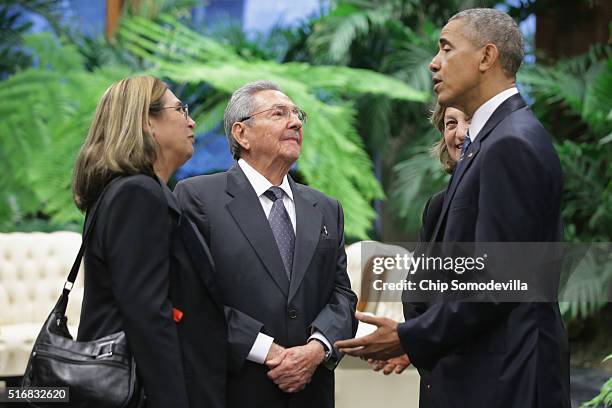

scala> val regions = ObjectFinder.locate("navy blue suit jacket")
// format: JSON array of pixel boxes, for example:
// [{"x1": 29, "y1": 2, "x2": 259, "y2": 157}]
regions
[{"x1": 398, "y1": 94, "x2": 571, "y2": 408}]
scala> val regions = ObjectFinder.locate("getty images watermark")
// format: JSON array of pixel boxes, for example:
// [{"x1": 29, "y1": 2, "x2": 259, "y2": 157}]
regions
[
  {"x1": 370, "y1": 251, "x2": 529, "y2": 293},
  {"x1": 354, "y1": 242, "x2": 612, "y2": 303}
]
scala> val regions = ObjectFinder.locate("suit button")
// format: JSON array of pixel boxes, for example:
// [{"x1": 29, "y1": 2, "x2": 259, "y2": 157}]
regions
[
  {"x1": 427, "y1": 384, "x2": 431, "y2": 392},
  {"x1": 288, "y1": 309, "x2": 297, "y2": 319}
]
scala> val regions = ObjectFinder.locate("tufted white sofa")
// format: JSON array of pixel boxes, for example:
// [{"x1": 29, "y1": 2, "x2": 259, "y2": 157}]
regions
[
  {"x1": 0, "y1": 234, "x2": 418, "y2": 406},
  {"x1": 0, "y1": 231, "x2": 83, "y2": 377}
]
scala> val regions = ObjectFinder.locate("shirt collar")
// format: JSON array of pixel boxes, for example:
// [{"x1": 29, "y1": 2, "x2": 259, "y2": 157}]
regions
[
  {"x1": 468, "y1": 87, "x2": 518, "y2": 142},
  {"x1": 238, "y1": 158, "x2": 293, "y2": 201}
]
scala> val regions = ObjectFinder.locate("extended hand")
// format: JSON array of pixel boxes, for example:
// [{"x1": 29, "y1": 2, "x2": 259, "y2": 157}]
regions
[
  {"x1": 368, "y1": 354, "x2": 411, "y2": 375},
  {"x1": 335, "y1": 312, "x2": 405, "y2": 360},
  {"x1": 267, "y1": 341, "x2": 325, "y2": 393}
]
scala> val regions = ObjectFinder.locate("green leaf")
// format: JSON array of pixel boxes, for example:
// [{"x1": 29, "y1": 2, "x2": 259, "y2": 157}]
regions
[{"x1": 115, "y1": 14, "x2": 425, "y2": 239}]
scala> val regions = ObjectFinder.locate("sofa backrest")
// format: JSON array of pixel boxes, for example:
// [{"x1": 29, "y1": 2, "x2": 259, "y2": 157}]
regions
[
  {"x1": 345, "y1": 241, "x2": 409, "y2": 322},
  {"x1": 0, "y1": 231, "x2": 84, "y2": 327}
]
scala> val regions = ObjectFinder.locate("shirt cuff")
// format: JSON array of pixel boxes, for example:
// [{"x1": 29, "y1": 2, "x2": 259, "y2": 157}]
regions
[
  {"x1": 246, "y1": 332, "x2": 274, "y2": 364},
  {"x1": 308, "y1": 331, "x2": 332, "y2": 359}
]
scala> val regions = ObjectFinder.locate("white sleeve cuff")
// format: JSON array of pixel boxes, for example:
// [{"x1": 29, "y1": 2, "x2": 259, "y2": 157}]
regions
[
  {"x1": 308, "y1": 331, "x2": 332, "y2": 352},
  {"x1": 246, "y1": 332, "x2": 274, "y2": 364}
]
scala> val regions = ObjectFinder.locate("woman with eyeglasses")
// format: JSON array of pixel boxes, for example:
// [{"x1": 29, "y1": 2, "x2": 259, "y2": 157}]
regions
[{"x1": 72, "y1": 75, "x2": 226, "y2": 408}]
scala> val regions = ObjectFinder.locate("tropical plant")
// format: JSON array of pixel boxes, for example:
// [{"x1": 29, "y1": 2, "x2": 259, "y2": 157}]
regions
[
  {"x1": 518, "y1": 45, "x2": 612, "y2": 319},
  {"x1": 581, "y1": 354, "x2": 612, "y2": 408},
  {"x1": 121, "y1": 0, "x2": 197, "y2": 20},
  {"x1": 0, "y1": 33, "x2": 130, "y2": 230},
  {"x1": 518, "y1": 44, "x2": 612, "y2": 146},
  {"x1": 0, "y1": 6, "x2": 32, "y2": 78},
  {"x1": 0, "y1": 12, "x2": 427, "y2": 239},
  {"x1": 559, "y1": 245, "x2": 612, "y2": 319},
  {"x1": 115, "y1": 14, "x2": 428, "y2": 239},
  {"x1": 0, "y1": 0, "x2": 66, "y2": 78}
]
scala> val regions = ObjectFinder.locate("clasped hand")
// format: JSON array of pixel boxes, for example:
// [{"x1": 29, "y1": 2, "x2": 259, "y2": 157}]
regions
[{"x1": 265, "y1": 341, "x2": 325, "y2": 393}]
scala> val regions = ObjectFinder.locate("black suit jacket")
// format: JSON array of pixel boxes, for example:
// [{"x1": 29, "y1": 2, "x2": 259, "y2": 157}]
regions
[
  {"x1": 397, "y1": 94, "x2": 571, "y2": 408},
  {"x1": 77, "y1": 175, "x2": 226, "y2": 408},
  {"x1": 402, "y1": 190, "x2": 444, "y2": 405},
  {"x1": 402, "y1": 189, "x2": 445, "y2": 320},
  {"x1": 175, "y1": 164, "x2": 358, "y2": 408},
  {"x1": 167, "y1": 185, "x2": 227, "y2": 408}
]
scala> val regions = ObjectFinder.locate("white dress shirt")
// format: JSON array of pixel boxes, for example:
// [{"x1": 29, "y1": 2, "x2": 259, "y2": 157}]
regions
[
  {"x1": 238, "y1": 159, "x2": 332, "y2": 364},
  {"x1": 468, "y1": 87, "x2": 519, "y2": 142}
]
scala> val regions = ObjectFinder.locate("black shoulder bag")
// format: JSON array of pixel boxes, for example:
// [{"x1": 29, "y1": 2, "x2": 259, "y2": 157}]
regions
[{"x1": 21, "y1": 178, "x2": 145, "y2": 408}]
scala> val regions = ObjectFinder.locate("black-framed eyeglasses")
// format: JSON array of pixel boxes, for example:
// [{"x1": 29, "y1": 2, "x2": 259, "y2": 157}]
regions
[
  {"x1": 240, "y1": 104, "x2": 308, "y2": 123},
  {"x1": 160, "y1": 103, "x2": 189, "y2": 119}
]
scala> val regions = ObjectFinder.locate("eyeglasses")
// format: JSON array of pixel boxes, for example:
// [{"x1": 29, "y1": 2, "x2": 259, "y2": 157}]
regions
[
  {"x1": 240, "y1": 104, "x2": 308, "y2": 123},
  {"x1": 160, "y1": 103, "x2": 189, "y2": 119}
]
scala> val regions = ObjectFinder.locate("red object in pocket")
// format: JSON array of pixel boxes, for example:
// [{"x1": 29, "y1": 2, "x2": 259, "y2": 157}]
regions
[{"x1": 172, "y1": 307, "x2": 184, "y2": 323}]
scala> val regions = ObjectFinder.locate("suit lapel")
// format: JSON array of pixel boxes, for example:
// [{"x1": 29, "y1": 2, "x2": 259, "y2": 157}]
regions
[
  {"x1": 180, "y1": 220, "x2": 225, "y2": 311},
  {"x1": 431, "y1": 94, "x2": 527, "y2": 241},
  {"x1": 163, "y1": 182, "x2": 225, "y2": 311},
  {"x1": 225, "y1": 165, "x2": 290, "y2": 297},
  {"x1": 431, "y1": 140, "x2": 481, "y2": 240},
  {"x1": 288, "y1": 179, "x2": 322, "y2": 302}
]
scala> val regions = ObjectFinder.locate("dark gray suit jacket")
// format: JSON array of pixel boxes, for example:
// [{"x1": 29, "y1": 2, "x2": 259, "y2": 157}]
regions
[
  {"x1": 175, "y1": 164, "x2": 357, "y2": 408},
  {"x1": 398, "y1": 94, "x2": 571, "y2": 408}
]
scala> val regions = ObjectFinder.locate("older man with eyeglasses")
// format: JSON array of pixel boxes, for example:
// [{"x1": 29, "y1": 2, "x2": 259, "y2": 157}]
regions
[{"x1": 175, "y1": 80, "x2": 358, "y2": 408}]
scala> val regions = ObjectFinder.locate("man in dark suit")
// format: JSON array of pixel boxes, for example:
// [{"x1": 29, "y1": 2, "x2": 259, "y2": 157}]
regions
[
  {"x1": 175, "y1": 80, "x2": 357, "y2": 408},
  {"x1": 336, "y1": 8, "x2": 570, "y2": 408}
]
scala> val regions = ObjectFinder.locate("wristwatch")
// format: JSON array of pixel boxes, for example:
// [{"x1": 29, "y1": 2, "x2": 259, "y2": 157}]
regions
[{"x1": 309, "y1": 338, "x2": 332, "y2": 361}]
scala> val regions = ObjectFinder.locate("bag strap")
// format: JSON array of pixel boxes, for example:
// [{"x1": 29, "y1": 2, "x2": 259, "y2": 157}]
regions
[{"x1": 56, "y1": 177, "x2": 121, "y2": 315}]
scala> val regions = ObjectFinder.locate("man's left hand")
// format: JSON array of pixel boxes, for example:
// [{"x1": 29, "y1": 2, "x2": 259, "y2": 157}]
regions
[
  {"x1": 335, "y1": 312, "x2": 405, "y2": 360},
  {"x1": 267, "y1": 341, "x2": 325, "y2": 393}
]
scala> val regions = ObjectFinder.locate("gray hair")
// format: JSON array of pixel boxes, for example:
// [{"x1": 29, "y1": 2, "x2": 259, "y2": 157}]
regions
[
  {"x1": 449, "y1": 8, "x2": 524, "y2": 77},
  {"x1": 223, "y1": 80, "x2": 282, "y2": 160}
]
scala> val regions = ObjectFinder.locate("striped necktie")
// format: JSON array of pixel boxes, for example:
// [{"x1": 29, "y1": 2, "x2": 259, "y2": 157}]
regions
[{"x1": 460, "y1": 132, "x2": 472, "y2": 161}]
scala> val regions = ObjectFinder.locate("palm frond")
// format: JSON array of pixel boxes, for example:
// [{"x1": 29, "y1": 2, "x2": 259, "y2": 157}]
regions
[
  {"x1": 115, "y1": 15, "x2": 425, "y2": 239},
  {"x1": 389, "y1": 138, "x2": 449, "y2": 233},
  {"x1": 0, "y1": 33, "x2": 131, "y2": 229},
  {"x1": 519, "y1": 44, "x2": 612, "y2": 134},
  {"x1": 192, "y1": 98, "x2": 227, "y2": 136},
  {"x1": 555, "y1": 141, "x2": 612, "y2": 241},
  {"x1": 584, "y1": 58, "x2": 612, "y2": 137},
  {"x1": 580, "y1": 375, "x2": 612, "y2": 408},
  {"x1": 306, "y1": 2, "x2": 391, "y2": 65},
  {"x1": 560, "y1": 251, "x2": 612, "y2": 320}
]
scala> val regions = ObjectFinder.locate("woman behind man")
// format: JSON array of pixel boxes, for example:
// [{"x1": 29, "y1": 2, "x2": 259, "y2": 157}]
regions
[
  {"x1": 419, "y1": 104, "x2": 470, "y2": 241},
  {"x1": 72, "y1": 75, "x2": 226, "y2": 408},
  {"x1": 370, "y1": 104, "x2": 470, "y2": 376}
]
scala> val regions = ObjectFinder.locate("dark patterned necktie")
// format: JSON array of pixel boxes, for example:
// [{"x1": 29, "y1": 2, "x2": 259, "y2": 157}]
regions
[
  {"x1": 460, "y1": 132, "x2": 472, "y2": 161},
  {"x1": 264, "y1": 187, "x2": 295, "y2": 279}
]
